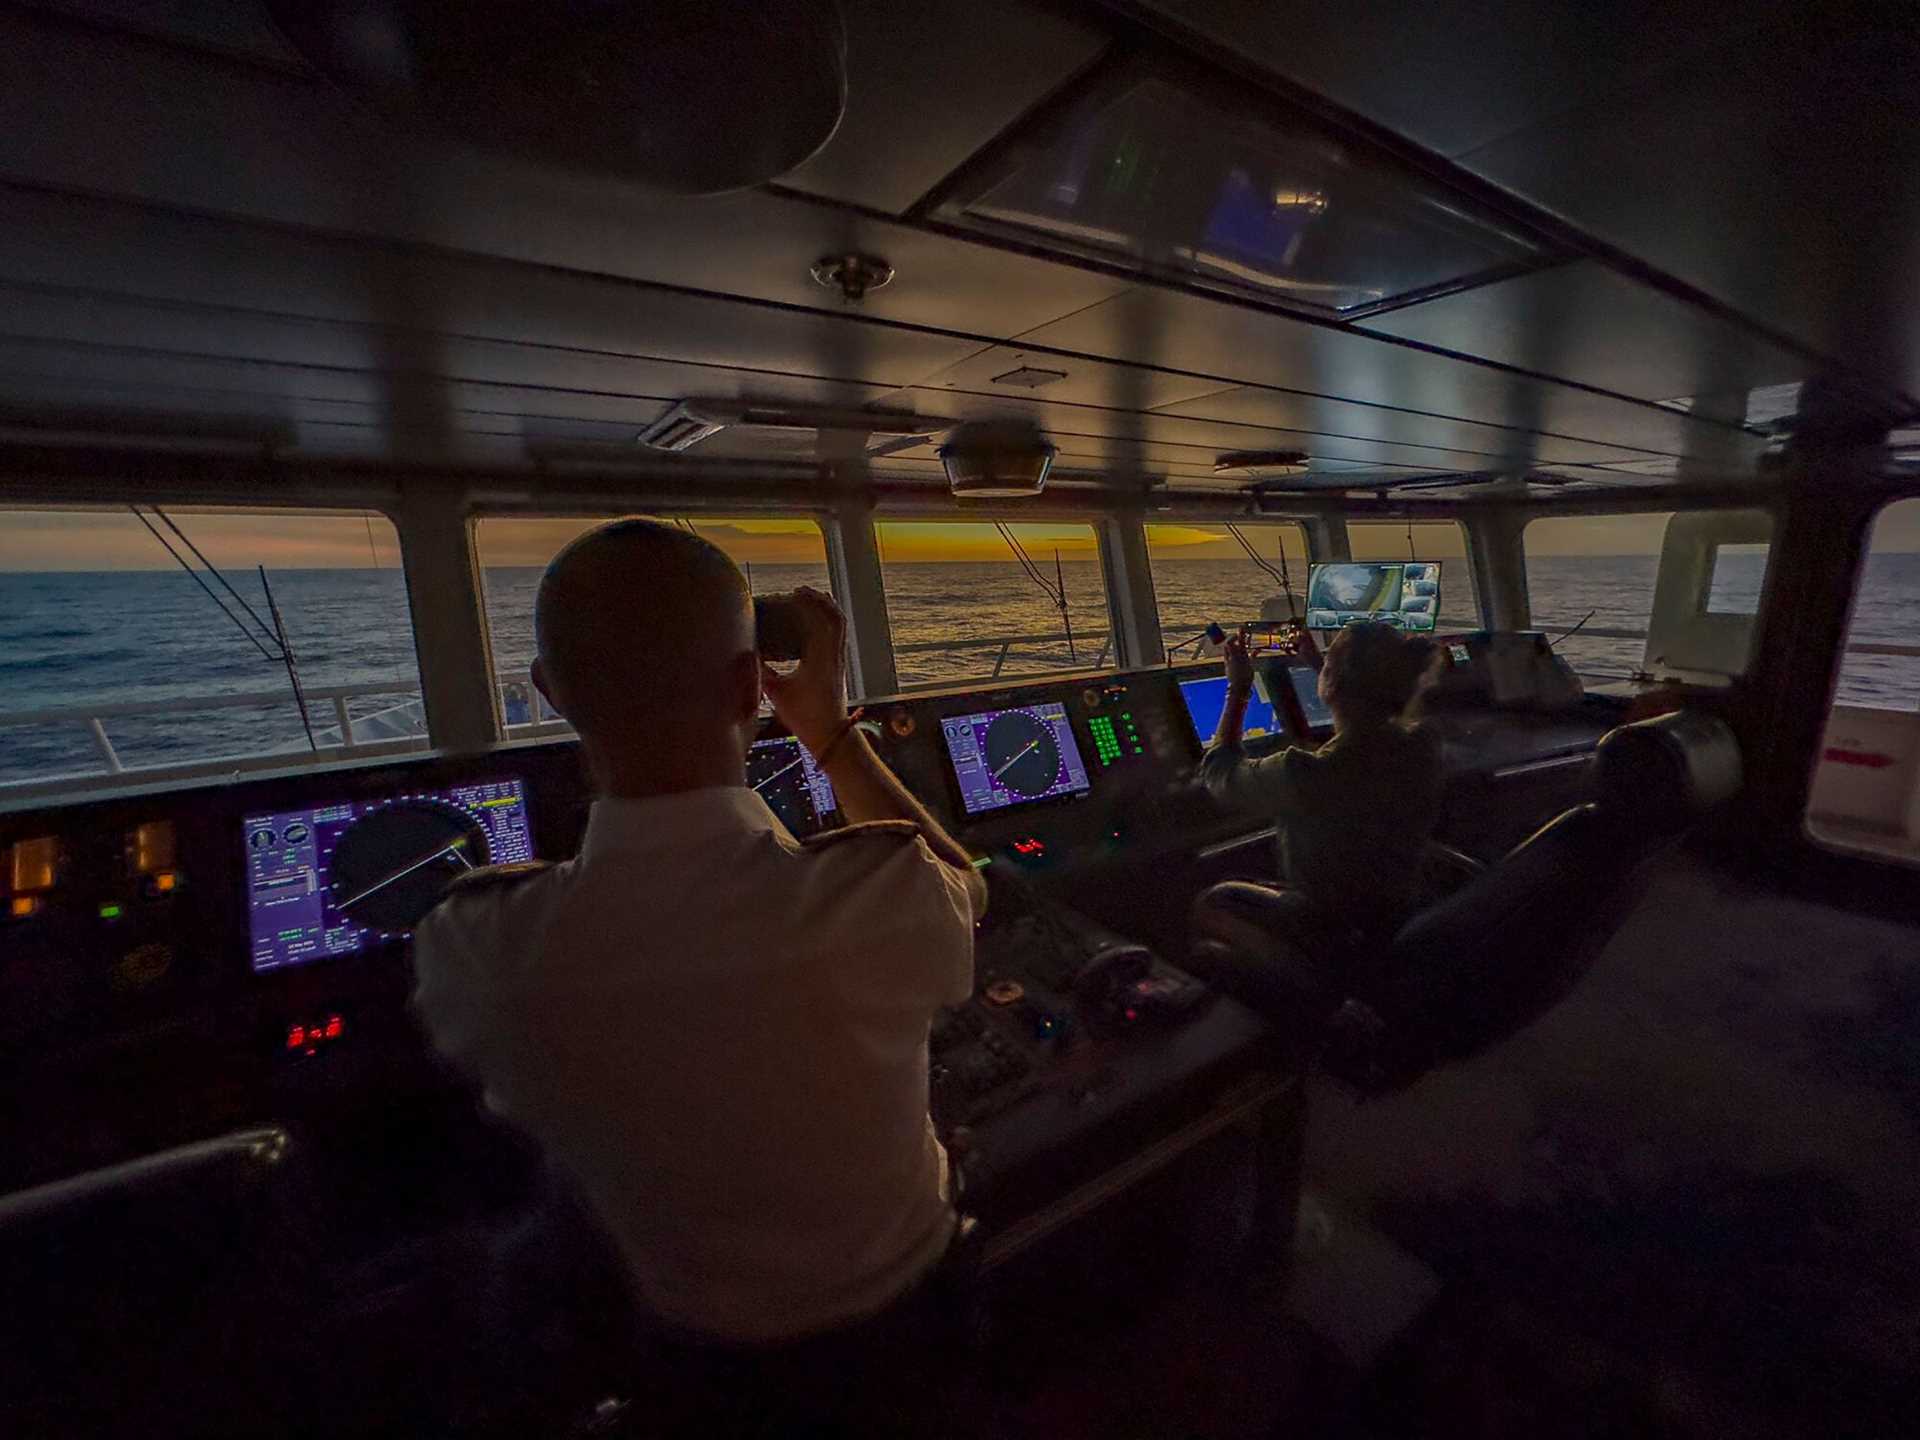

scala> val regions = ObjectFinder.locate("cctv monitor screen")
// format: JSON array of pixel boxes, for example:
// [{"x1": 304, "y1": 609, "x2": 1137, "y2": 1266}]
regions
[
  {"x1": 1304, "y1": 562, "x2": 1441, "y2": 632},
  {"x1": 942, "y1": 703, "x2": 1093, "y2": 816}
]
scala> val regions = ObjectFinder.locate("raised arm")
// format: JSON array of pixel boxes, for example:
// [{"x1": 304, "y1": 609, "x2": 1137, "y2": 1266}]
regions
[
  {"x1": 761, "y1": 587, "x2": 988, "y2": 916},
  {"x1": 1198, "y1": 628, "x2": 1301, "y2": 811},
  {"x1": 1210, "y1": 626, "x2": 1256, "y2": 750}
]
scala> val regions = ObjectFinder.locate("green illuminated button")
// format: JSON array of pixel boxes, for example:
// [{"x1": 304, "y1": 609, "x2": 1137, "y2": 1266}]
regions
[{"x1": 98, "y1": 902, "x2": 123, "y2": 920}]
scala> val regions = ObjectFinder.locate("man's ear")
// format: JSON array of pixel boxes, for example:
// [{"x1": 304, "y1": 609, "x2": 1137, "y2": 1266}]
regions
[
  {"x1": 531, "y1": 656, "x2": 567, "y2": 721},
  {"x1": 729, "y1": 649, "x2": 764, "y2": 726}
]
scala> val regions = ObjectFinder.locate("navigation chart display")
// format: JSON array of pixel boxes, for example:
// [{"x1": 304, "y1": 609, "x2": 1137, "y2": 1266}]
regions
[
  {"x1": 748, "y1": 734, "x2": 839, "y2": 838},
  {"x1": 244, "y1": 777, "x2": 534, "y2": 972},
  {"x1": 1305, "y1": 561, "x2": 1441, "y2": 632},
  {"x1": 1178, "y1": 674, "x2": 1281, "y2": 745},
  {"x1": 1285, "y1": 663, "x2": 1334, "y2": 730},
  {"x1": 943, "y1": 703, "x2": 1092, "y2": 816}
]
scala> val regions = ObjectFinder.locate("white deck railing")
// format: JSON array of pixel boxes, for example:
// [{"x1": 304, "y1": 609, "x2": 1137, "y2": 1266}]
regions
[
  {"x1": 6, "y1": 627, "x2": 1919, "y2": 798},
  {"x1": 892, "y1": 629, "x2": 1112, "y2": 686},
  {"x1": 0, "y1": 679, "x2": 432, "y2": 800}
]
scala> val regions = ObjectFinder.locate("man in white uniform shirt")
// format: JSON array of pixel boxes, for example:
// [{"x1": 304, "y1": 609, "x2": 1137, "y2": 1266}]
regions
[{"x1": 413, "y1": 520, "x2": 987, "y2": 1355}]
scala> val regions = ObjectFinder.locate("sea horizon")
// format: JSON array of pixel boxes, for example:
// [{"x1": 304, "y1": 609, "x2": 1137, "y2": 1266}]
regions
[{"x1": 2, "y1": 552, "x2": 1913, "y2": 783}]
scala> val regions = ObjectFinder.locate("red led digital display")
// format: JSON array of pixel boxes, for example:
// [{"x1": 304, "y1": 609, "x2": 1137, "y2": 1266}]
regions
[{"x1": 284, "y1": 1013, "x2": 346, "y2": 1056}]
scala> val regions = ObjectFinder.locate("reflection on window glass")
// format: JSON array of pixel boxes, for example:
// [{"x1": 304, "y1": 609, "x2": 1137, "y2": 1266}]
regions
[
  {"x1": 474, "y1": 517, "x2": 830, "y2": 727},
  {"x1": 0, "y1": 507, "x2": 420, "y2": 789},
  {"x1": 1809, "y1": 497, "x2": 1920, "y2": 863},
  {"x1": 1145, "y1": 523, "x2": 1309, "y2": 659},
  {"x1": 1706, "y1": 544, "x2": 1770, "y2": 615},
  {"x1": 1346, "y1": 522, "x2": 1480, "y2": 631},
  {"x1": 874, "y1": 522, "x2": 1112, "y2": 687},
  {"x1": 1834, "y1": 497, "x2": 1920, "y2": 709},
  {"x1": 1523, "y1": 513, "x2": 1675, "y2": 681}
]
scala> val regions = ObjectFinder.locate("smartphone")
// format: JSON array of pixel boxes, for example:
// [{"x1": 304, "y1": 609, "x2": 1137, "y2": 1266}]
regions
[{"x1": 754, "y1": 595, "x2": 807, "y2": 661}]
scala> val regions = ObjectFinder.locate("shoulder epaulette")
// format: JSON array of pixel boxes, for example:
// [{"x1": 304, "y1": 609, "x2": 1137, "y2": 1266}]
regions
[
  {"x1": 442, "y1": 860, "x2": 555, "y2": 896},
  {"x1": 799, "y1": 819, "x2": 922, "y2": 850}
]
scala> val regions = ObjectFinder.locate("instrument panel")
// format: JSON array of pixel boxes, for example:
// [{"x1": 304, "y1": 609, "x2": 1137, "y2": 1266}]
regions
[
  {"x1": 244, "y1": 778, "x2": 534, "y2": 971},
  {"x1": 0, "y1": 660, "x2": 1334, "y2": 1070},
  {"x1": 0, "y1": 658, "x2": 1610, "y2": 1200}
]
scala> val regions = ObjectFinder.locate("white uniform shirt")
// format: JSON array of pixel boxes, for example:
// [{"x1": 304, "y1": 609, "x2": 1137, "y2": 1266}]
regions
[{"x1": 411, "y1": 786, "x2": 979, "y2": 1343}]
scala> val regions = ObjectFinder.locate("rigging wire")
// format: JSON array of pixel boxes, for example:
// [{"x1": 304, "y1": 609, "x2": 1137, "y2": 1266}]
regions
[
  {"x1": 259, "y1": 565, "x2": 318, "y2": 752},
  {"x1": 993, "y1": 523, "x2": 1076, "y2": 661},
  {"x1": 152, "y1": 506, "x2": 283, "y2": 649},
  {"x1": 1225, "y1": 523, "x2": 1298, "y2": 620},
  {"x1": 1547, "y1": 609, "x2": 1598, "y2": 647},
  {"x1": 129, "y1": 506, "x2": 282, "y2": 663}
]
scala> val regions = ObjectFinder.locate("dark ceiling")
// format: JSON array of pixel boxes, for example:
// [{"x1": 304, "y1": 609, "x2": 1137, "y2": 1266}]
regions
[{"x1": 0, "y1": 0, "x2": 1913, "y2": 499}]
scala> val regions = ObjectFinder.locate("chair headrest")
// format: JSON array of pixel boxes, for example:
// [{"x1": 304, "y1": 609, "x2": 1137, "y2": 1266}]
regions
[{"x1": 1593, "y1": 709, "x2": 1743, "y2": 823}]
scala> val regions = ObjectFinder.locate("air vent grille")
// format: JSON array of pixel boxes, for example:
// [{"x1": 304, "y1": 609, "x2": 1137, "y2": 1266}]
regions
[{"x1": 636, "y1": 403, "x2": 726, "y2": 452}]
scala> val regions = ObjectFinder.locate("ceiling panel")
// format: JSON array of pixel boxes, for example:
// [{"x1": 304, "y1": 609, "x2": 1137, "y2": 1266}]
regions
[
  {"x1": 779, "y1": 0, "x2": 1108, "y2": 214},
  {"x1": 903, "y1": 346, "x2": 1236, "y2": 413},
  {"x1": 0, "y1": 277, "x2": 977, "y2": 400},
  {"x1": 16, "y1": 0, "x2": 307, "y2": 66},
  {"x1": 1131, "y1": 0, "x2": 1786, "y2": 160},
  {"x1": 0, "y1": 331, "x2": 906, "y2": 449},
  {"x1": 0, "y1": 19, "x2": 1133, "y2": 344},
  {"x1": 1456, "y1": 17, "x2": 1920, "y2": 401},
  {"x1": 1147, "y1": 385, "x2": 1644, "y2": 468},
  {"x1": 0, "y1": 370, "x2": 679, "y2": 443},
  {"x1": 1021, "y1": 287, "x2": 1761, "y2": 460},
  {"x1": 0, "y1": 193, "x2": 990, "y2": 391},
  {"x1": 1359, "y1": 261, "x2": 1808, "y2": 405},
  {"x1": 877, "y1": 385, "x2": 1511, "y2": 475},
  {"x1": 0, "y1": 338, "x2": 892, "y2": 420}
]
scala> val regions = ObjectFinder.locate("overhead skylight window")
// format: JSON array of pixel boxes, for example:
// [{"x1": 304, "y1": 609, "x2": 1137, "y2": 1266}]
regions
[{"x1": 937, "y1": 75, "x2": 1544, "y2": 316}]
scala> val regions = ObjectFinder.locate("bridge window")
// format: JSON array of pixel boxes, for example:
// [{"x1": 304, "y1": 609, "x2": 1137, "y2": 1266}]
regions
[
  {"x1": 0, "y1": 506, "x2": 421, "y2": 796},
  {"x1": 1523, "y1": 513, "x2": 1676, "y2": 682},
  {"x1": 472, "y1": 517, "x2": 831, "y2": 731},
  {"x1": 1145, "y1": 523, "x2": 1309, "y2": 660},
  {"x1": 1809, "y1": 497, "x2": 1920, "y2": 863},
  {"x1": 873, "y1": 522, "x2": 1112, "y2": 688},
  {"x1": 1346, "y1": 521, "x2": 1481, "y2": 630}
]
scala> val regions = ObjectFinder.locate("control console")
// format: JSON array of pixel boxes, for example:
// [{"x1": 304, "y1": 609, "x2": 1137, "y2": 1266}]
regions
[{"x1": 930, "y1": 890, "x2": 1214, "y2": 1134}]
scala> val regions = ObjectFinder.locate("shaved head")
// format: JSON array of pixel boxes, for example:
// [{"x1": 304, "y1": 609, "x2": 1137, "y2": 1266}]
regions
[{"x1": 533, "y1": 520, "x2": 760, "y2": 793}]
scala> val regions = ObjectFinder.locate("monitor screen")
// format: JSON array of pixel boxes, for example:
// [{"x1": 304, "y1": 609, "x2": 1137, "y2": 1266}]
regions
[
  {"x1": 1286, "y1": 664, "x2": 1334, "y2": 730},
  {"x1": 942, "y1": 703, "x2": 1093, "y2": 816},
  {"x1": 244, "y1": 777, "x2": 535, "y2": 973},
  {"x1": 748, "y1": 734, "x2": 839, "y2": 839},
  {"x1": 1304, "y1": 561, "x2": 1440, "y2": 632},
  {"x1": 1178, "y1": 674, "x2": 1282, "y2": 746}
]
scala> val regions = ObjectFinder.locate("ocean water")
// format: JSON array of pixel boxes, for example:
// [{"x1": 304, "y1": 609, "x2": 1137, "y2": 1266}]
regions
[{"x1": 3, "y1": 554, "x2": 1916, "y2": 783}]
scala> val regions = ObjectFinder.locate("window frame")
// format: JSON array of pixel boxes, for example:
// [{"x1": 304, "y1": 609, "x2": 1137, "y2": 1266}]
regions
[
  {"x1": 1142, "y1": 519, "x2": 1311, "y2": 661},
  {"x1": 1804, "y1": 492, "x2": 1920, "y2": 868},
  {"x1": 1343, "y1": 517, "x2": 1483, "y2": 633},
  {"x1": 0, "y1": 500, "x2": 427, "y2": 801},
  {"x1": 868, "y1": 514, "x2": 1118, "y2": 692},
  {"x1": 467, "y1": 508, "x2": 838, "y2": 739}
]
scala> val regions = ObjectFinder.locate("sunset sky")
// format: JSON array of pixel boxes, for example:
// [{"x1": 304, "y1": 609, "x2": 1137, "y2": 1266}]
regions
[{"x1": 3, "y1": 503, "x2": 1917, "y2": 570}]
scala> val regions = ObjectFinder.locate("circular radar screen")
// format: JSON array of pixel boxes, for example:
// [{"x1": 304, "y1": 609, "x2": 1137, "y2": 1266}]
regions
[
  {"x1": 327, "y1": 800, "x2": 490, "y2": 934},
  {"x1": 983, "y1": 710, "x2": 1063, "y2": 799}
]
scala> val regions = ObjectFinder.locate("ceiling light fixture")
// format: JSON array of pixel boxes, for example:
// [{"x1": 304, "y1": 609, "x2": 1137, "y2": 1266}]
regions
[
  {"x1": 1213, "y1": 449, "x2": 1310, "y2": 476},
  {"x1": 989, "y1": 365, "x2": 1068, "y2": 390},
  {"x1": 810, "y1": 253, "x2": 895, "y2": 302},
  {"x1": 940, "y1": 420, "x2": 1056, "y2": 498}
]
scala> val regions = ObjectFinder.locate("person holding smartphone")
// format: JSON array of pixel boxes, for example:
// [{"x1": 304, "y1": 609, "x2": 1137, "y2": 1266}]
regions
[{"x1": 1190, "y1": 621, "x2": 1444, "y2": 1013}]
